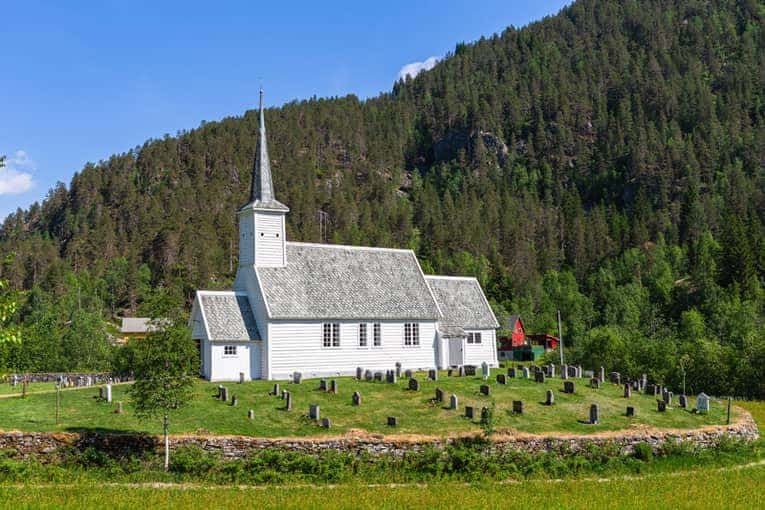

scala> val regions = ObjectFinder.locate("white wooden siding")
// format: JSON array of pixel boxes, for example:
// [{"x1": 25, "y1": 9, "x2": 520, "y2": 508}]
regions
[
  {"x1": 208, "y1": 341, "x2": 258, "y2": 381},
  {"x1": 462, "y1": 329, "x2": 498, "y2": 367},
  {"x1": 254, "y1": 212, "x2": 285, "y2": 267},
  {"x1": 267, "y1": 320, "x2": 439, "y2": 380},
  {"x1": 238, "y1": 214, "x2": 255, "y2": 265}
]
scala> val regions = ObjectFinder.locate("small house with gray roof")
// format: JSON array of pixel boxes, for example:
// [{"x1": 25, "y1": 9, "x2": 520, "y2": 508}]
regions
[{"x1": 190, "y1": 90, "x2": 499, "y2": 381}]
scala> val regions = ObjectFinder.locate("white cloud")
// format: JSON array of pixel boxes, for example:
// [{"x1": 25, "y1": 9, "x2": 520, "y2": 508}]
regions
[
  {"x1": 398, "y1": 56, "x2": 439, "y2": 81},
  {"x1": 0, "y1": 149, "x2": 35, "y2": 195}
]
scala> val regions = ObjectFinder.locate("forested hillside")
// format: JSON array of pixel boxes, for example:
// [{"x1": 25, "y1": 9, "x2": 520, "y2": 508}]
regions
[{"x1": 1, "y1": 0, "x2": 764, "y2": 397}]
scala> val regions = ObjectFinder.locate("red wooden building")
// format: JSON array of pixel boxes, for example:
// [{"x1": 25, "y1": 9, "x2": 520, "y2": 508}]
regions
[{"x1": 497, "y1": 316, "x2": 560, "y2": 361}]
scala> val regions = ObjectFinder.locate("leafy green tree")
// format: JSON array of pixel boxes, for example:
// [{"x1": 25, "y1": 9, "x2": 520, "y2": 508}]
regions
[{"x1": 128, "y1": 322, "x2": 198, "y2": 470}]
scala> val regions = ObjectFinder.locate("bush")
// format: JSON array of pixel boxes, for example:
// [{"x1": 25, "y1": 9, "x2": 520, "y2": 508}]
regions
[
  {"x1": 169, "y1": 445, "x2": 220, "y2": 476},
  {"x1": 632, "y1": 442, "x2": 653, "y2": 462}
]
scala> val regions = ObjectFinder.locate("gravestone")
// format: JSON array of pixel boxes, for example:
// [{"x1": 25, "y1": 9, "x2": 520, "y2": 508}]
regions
[
  {"x1": 589, "y1": 404, "x2": 599, "y2": 424},
  {"x1": 99, "y1": 387, "x2": 105, "y2": 400},
  {"x1": 221, "y1": 387, "x2": 229, "y2": 402},
  {"x1": 548, "y1": 364, "x2": 555, "y2": 378},
  {"x1": 696, "y1": 393, "x2": 710, "y2": 413},
  {"x1": 435, "y1": 388, "x2": 444, "y2": 403},
  {"x1": 521, "y1": 367, "x2": 530, "y2": 379},
  {"x1": 590, "y1": 378, "x2": 600, "y2": 389},
  {"x1": 663, "y1": 390, "x2": 672, "y2": 406},
  {"x1": 610, "y1": 372, "x2": 621, "y2": 385},
  {"x1": 115, "y1": 402, "x2": 123, "y2": 414},
  {"x1": 374, "y1": 371, "x2": 384, "y2": 382},
  {"x1": 322, "y1": 418, "x2": 331, "y2": 428},
  {"x1": 352, "y1": 391, "x2": 362, "y2": 406},
  {"x1": 512, "y1": 400, "x2": 524, "y2": 414},
  {"x1": 408, "y1": 378, "x2": 420, "y2": 391},
  {"x1": 654, "y1": 385, "x2": 661, "y2": 397},
  {"x1": 281, "y1": 389, "x2": 287, "y2": 400},
  {"x1": 564, "y1": 381, "x2": 576, "y2": 394},
  {"x1": 465, "y1": 406, "x2": 475, "y2": 419},
  {"x1": 231, "y1": 395, "x2": 238, "y2": 406},
  {"x1": 273, "y1": 383, "x2": 280, "y2": 396},
  {"x1": 576, "y1": 366, "x2": 583, "y2": 378},
  {"x1": 293, "y1": 372, "x2": 303, "y2": 384},
  {"x1": 449, "y1": 394, "x2": 458, "y2": 410},
  {"x1": 561, "y1": 364, "x2": 569, "y2": 380},
  {"x1": 330, "y1": 380, "x2": 338, "y2": 394},
  {"x1": 535, "y1": 371, "x2": 546, "y2": 383},
  {"x1": 239, "y1": 372, "x2": 245, "y2": 384},
  {"x1": 624, "y1": 384, "x2": 632, "y2": 398},
  {"x1": 496, "y1": 374, "x2": 507, "y2": 385},
  {"x1": 395, "y1": 362, "x2": 402, "y2": 378},
  {"x1": 599, "y1": 366, "x2": 605, "y2": 383},
  {"x1": 458, "y1": 366, "x2": 466, "y2": 377},
  {"x1": 386, "y1": 370, "x2": 397, "y2": 384},
  {"x1": 387, "y1": 416, "x2": 398, "y2": 427},
  {"x1": 481, "y1": 362, "x2": 490, "y2": 380},
  {"x1": 428, "y1": 369, "x2": 438, "y2": 381},
  {"x1": 480, "y1": 384, "x2": 491, "y2": 396},
  {"x1": 507, "y1": 367, "x2": 516, "y2": 378},
  {"x1": 105, "y1": 384, "x2": 112, "y2": 403},
  {"x1": 404, "y1": 369, "x2": 413, "y2": 379},
  {"x1": 217, "y1": 385, "x2": 224, "y2": 399},
  {"x1": 545, "y1": 389, "x2": 554, "y2": 406},
  {"x1": 465, "y1": 365, "x2": 477, "y2": 376},
  {"x1": 356, "y1": 367, "x2": 364, "y2": 380},
  {"x1": 365, "y1": 369, "x2": 374, "y2": 381},
  {"x1": 657, "y1": 400, "x2": 666, "y2": 412},
  {"x1": 678, "y1": 394, "x2": 688, "y2": 409},
  {"x1": 248, "y1": 409, "x2": 254, "y2": 420},
  {"x1": 285, "y1": 391, "x2": 293, "y2": 411},
  {"x1": 309, "y1": 404, "x2": 320, "y2": 421},
  {"x1": 447, "y1": 369, "x2": 453, "y2": 377},
  {"x1": 480, "y1": 407, "x2": 491, "y2": 425},
  {"x1": 626, "y1": 406, "x2": 635, "y2": 417}
]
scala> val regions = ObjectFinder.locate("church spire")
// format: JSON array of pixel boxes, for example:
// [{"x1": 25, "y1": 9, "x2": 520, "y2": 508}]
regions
[{"x1": 244, "y1": 88, "x2": 288, "y2": 211}]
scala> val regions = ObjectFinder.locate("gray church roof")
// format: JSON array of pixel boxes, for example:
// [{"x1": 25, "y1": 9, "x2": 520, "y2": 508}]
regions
[
  {"x1": 425, "y1": 276, "x2": 500, "y2": 329},
  {"x1": 256, "y1": 242, "x2": 442, "y2": 320},
  {"x1": 198, "y1": 292, "x2": 260, "y2": 341}
]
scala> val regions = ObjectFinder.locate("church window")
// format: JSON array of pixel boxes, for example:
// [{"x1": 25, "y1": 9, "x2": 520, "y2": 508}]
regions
[
  {"x1": 404, "y1": 323, "x2": 419, "y2": 346},
  {"x1": 323, "y1": 323, "x2": 340, "y2": 348}
]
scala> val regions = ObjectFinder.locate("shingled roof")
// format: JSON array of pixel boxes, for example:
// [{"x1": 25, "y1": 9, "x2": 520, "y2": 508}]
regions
[
  {"x1": 256, "y1": 242, "x2": 442, "y2": 320},
  {"x1": 425, "y1": 276, "x2": 499, "y2": 329},
  {"x1": 197, "y1": 292, "x2": 260, "y2": 341}
]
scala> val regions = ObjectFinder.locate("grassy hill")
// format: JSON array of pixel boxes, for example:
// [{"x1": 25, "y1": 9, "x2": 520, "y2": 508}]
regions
[{"x1": 0, "y1": 370, "x2": 731, "y2": 436}]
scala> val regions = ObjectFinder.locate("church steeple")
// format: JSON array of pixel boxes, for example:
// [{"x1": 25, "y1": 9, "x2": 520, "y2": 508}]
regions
[{"x1": 243, "y1": 88, "x2": 289, "y2": 212}]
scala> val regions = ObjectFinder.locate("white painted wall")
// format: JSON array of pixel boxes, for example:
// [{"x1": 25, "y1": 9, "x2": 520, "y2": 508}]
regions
[
  {"x1": 238, "y1": 213, "x2": 255, "y2": 266},
  {"x1": 463, "y1": 329, "x2": 498, "y2": 367},
  {"x1": 208, "y1": 341, "x2": 259, "y2": 382},
  {"x1": 201, "y1": 338, "x2": 212, "y2": 380},
  {"x1": 267, "y1": 320, "x2": 439, "y2": 380},
  {"x1": 254, "y1": 211, "x2": 286, "y2": 267}
]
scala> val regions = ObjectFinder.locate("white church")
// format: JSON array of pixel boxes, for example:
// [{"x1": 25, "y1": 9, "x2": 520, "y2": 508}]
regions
[{"x1": 190, "y1": 91, "x2": 499, "y2": 381}]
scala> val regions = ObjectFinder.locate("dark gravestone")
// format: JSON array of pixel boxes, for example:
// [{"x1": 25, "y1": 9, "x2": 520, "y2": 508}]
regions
[
  {"x1": 239, "y1": 372, "x2": 245, "y2": 384},
  {"x1": 230, "y1": 395, "x2": 238, "y2": 406},
  {"x1": 272, "y1": 383, "x2": 280, "y2": 396},
  {"x1": 404, "y1": 369, "x2": 413, "y2": 379},
  {"x1": 352, "y1": 391, "x2": 361, "y2": 406},
  {"x1": 408, "y1": 378, "x2": 420, "y2": 391},
  {"x1": 624, "y1": 384, "x2": 632, "y2": 398},
  {"x1": 319, "y1": 379, "x2": 327, "y2": 391},
  {"x1": 465, "y1": 406, "x2": 475, "y2": 419},
  {"x1": 309, "y1": 404, "x2": 320, "y2": 421},
  {"x1": 480, "y1": 385, "x2": 491, "y2": 396},
  {"x1": 512, "y1": 400, "x2": 524, "y2": 414},
  {"x1": 589, "y1": 404, "x2": 599, "y2": 424},
  {"x1": 663, "y1": 391, "x2": 673, "y2": 406},
  {"x1": 386, "y1": 370, "x2": 397, "y2": 384},
  {"x1": 293, "y1": 372, "x2": 303, "y2": 384},
  {"x1": 356, "y1": 367, "x2": 364, "y2": 380},
  {"x1": 496, "y1": 374, "x2": 507, "y2": 385},
  {"x1": 365, "y1": 370, "x2": 374, "y2": 382},
  {"x1": 395, "y1": 362, "x2": 402, "y2": 378},
  {"x1": 387, "y1": 416, "x2": 398, "y2": 427},
  {"x1": 449, "y1": 394, "x2": 458, "y2": 410},
  {"x1": 521, "y1": 367, "x2": 530, "y2": 379},
  {"x1": 545, "y1": 389, "x2": 554, "y2": 406},
  {"x1": 653, "y1": 385, "x2": 661, "y2": 397},
  {"x1": 435, "y1": 388, "x2": 444, "y2": 403},
  {"x1": 626, "y1": 406, "x2": 635, "y2": 417},
  {"x1": 678, "y1": 394, "x2": 688, "y2": 408},
  {"x1": 657, "y1": 400, "x2": 667, "y2": 412},
  {"x1": 221, "y1": 387, "x2": 229, "y2": 402},
  {"x1": 248, "y1": 409, "x2": 254, "y2": 420},
  {"x1": 428, "y1": 369, "x2": 438, "y2": 381},
  {"x1": 285, "y1": 391, "x2": 292, "y2": 411},
  {"x1": 535, "y1": 371, "x2": 546, "y2": 383},
  {"x1": 464, "y1": 365, "x2": 477, "y2": 376},
  {"x1": 564, "y1": 381, "x2": 576, "y2": 394},
  {"x1": 374, "y1": 371, "x2": 384, "y2": 382},
  {"x1": 480, "y1": 407, "x2": 491, "y2": 426},
  {"x1": 507, "y1": 367, "x2": 516, "y2": 378},
  {"x1": 447, "y1": 369, "x2": 453, "y2": 377},
  {"x1": 610, "y1": 372, "x2": 621, "y2": 385},
  {"x1": 329, "y1": 380, "x2": 338, "y2": 394},
  {"x1": 321, "y1": 418, "x2": 331, "y2": 429},
  {"x1": 281, "y1": 389, "x2": 287, "y2": 400},
  {"x1": 458, "y1": 366, "x2": 466, "y2": 377},
  {"x1": 590, "y1": 378, "x2": 600, "y2": 389}
]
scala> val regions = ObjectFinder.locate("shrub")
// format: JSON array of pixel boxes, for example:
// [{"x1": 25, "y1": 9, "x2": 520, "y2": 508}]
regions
[{"x1": 632, "y1": 442, "x2": 653, "y2": 462}]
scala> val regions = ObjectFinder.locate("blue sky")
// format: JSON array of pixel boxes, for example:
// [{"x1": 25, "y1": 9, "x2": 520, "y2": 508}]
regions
[{"x1": 0, "y1": 0, "x2": 570, "y2": 220}]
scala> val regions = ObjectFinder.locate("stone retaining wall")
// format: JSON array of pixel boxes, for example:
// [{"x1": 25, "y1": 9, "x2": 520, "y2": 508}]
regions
[
  {"x1": 2, "y1": 372, "x2": 132, "y2": 384},
  {"x1": 0, "y1": 411, "x2": 758, "y2": 460}
]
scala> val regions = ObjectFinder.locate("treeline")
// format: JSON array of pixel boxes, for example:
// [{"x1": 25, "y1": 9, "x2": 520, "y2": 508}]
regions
[{"x1": 0, "y1": 0, "x2": 764, "y2": 396}]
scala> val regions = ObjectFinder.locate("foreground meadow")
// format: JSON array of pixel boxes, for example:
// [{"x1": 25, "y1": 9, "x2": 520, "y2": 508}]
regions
[{"x1": 0, "y1": 371, "x2": 731, "y2": 436}]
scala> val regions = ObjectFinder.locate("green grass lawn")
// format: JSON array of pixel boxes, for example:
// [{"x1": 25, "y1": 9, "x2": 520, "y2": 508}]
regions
[
  {"x1": 0, "y1": 381, "x2": 58, "y2": 396},
  {"x1": 0, "y1": 371, "x2": 732, "y2": 436}
]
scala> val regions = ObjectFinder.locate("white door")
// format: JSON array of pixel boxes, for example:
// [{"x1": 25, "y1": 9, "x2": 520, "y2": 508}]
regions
[{"x1": 448, "y1": 338, "x2": 464, "y2": 366}]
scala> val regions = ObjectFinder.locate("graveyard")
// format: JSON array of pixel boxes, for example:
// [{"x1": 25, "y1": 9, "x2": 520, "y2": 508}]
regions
[{"x1": 0, "y1": 366, "x2": 735, "y2": 437}]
